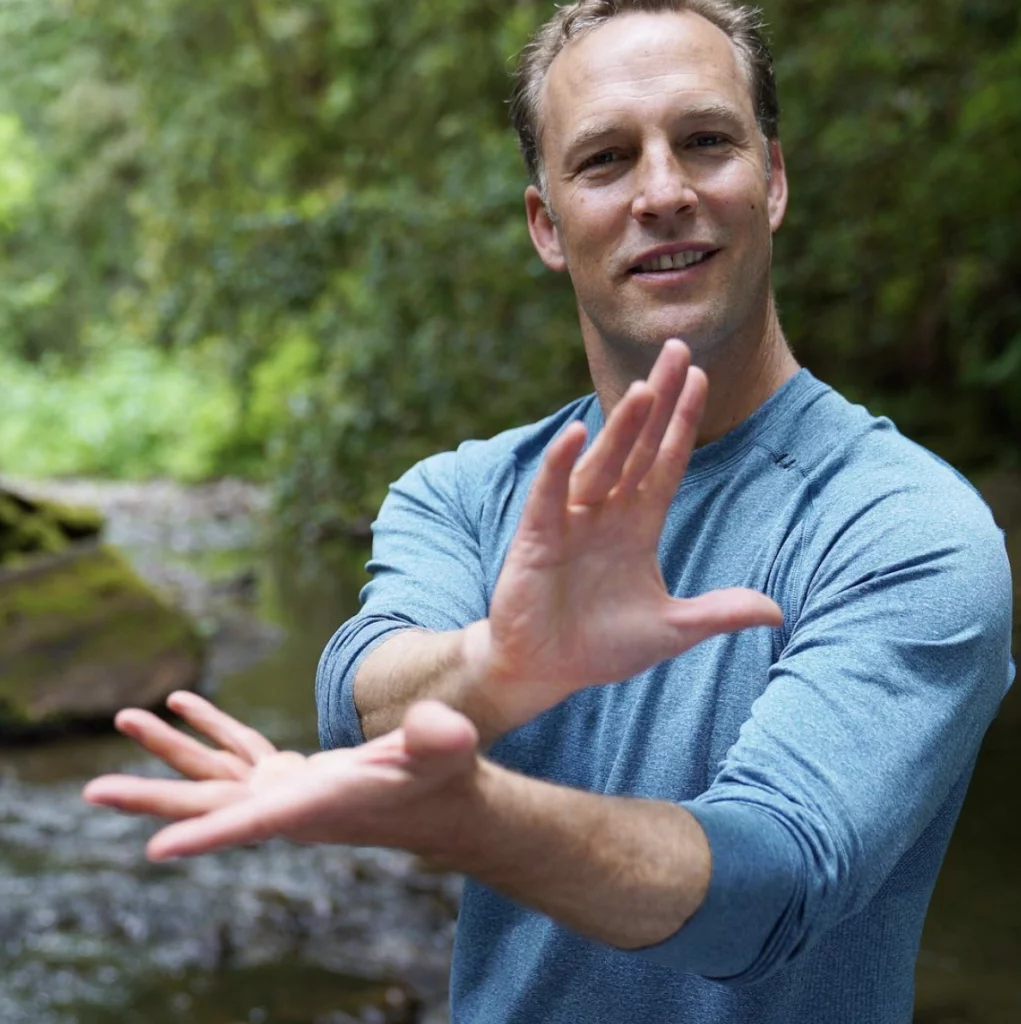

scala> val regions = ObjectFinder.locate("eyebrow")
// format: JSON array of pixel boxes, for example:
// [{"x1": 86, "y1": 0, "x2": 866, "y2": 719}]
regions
[
  {"x1": 561, "y1": 102, "x2": 748, "y2": 170},
  {"x1": 561, "y1": 123, "x2": 629, "y2": 168}
]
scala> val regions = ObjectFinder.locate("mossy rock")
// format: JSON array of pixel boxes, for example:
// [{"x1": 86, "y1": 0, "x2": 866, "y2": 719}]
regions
[
  {"x1": 0, "y1": 542, "x2": 204, "y2": 735},
  {"x1": 0, "y1": 485, "x2": 105, "y2": 566}
]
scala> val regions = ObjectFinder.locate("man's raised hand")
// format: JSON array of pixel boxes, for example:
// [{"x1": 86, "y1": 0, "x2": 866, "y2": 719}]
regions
[{"x1": 462, "y1": 339, "x2": 782, "y2": 730}]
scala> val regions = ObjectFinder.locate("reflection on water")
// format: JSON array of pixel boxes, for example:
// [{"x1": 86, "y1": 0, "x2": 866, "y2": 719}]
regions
[
  {"x1": 67, "y1": 958, "x2": 419, "y2": 1024},
  {"x1": 57, "y1": 961, "x2": 422, "y2": 1024},
  {"x1": 0, "y1": 477, "x2": 1018, "y2": 1023}
]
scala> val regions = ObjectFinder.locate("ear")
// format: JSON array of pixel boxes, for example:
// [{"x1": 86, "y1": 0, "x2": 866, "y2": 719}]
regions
[
  {"x1": 766, "y1": 139, "x2": 788, "y2": 233},
  {"x1": 525, "y1": 185, "x2": 567, "y2": 272}
]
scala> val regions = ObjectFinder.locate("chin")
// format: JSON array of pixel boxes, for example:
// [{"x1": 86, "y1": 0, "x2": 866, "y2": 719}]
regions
[
  {"x1": 612, "y1": 321, "x2": 725, "y2": 361},
  {"x1": 579, "y1": 299, "x2": 734, "y2": 368}
]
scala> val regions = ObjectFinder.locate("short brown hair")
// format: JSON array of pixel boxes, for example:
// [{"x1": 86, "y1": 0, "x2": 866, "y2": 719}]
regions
[{"x1": 509, "y1": 0, "x2": 779, "y2": 192}]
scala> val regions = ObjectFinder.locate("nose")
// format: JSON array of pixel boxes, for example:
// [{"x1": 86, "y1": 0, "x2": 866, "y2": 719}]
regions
[{"x1": 630, "y1": 145, "x2": 698, "y2": 222}]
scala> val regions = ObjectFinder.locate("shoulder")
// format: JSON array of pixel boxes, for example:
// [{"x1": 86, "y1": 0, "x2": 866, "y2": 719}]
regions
[
  {"x1": 743, "y1": 372, "x2": 1003, "y2": 561},
  {"x1": 788, "y1": 385, "x2": 1011, "y2": 632},
  {"x1": 391, "y1": 394, "x2": 598, "y2": 506},
  {"x1": 378, "y1": 394, "x2": 599, "y2": 535},
  {"x1": 771, "y1": 375, "x2": 993, "y2": 533},
  {"x1": 801, "y1": 388, "x2": 998, "y2": 542}
]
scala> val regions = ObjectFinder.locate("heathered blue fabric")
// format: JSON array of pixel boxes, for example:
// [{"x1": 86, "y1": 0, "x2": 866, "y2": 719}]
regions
[{"x1": 316, "y1": 370, "x2": 1014, "y2": 1024}]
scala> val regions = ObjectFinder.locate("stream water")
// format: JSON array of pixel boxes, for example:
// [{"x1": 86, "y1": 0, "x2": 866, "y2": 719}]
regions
[{"x1": 1, "y1": 476, "x2": 1019, "y2": 1023}]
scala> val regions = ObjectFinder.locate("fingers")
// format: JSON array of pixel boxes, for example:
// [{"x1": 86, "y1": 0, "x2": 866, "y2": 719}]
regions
[
  {"x1": 569, "y1": 382, "x2": 654, "y2": 506},
  {"x1": 114, "y1": 708, "x2": 251, "y2": 781},
  {"x1": 542, "y1": 339, "x2": 701, "y2": 513},
  {"x1": 143, "y1": 704, "x2": 483, "y2": 861},
  {"x1": 616, "y1": 339, "x2": 690, "y2": 494},
  {"x1": 643, "y1": 365, "x2": 708, "y2": 508},
  {"x1": 166, "y1": 691, "x2": 278, "y2": 764},
  {"x1": 667, "y1": 588, "x2": 783, "y2": 645},
  {"x1": 147, "y1": 805, "x2": 269, "y2": 861},
  {"x1": 517, "y1": 421, "x2": 587, "y2": 537},
  {"x1": 145, "y1": 779, "x2": 317, "y2": 861},
  {"x1": 82, "y1": 776, "x2": 245, "y2": 821},
  {"x1": 517, "y1": 341, "x2": 704, "y2": 531}
]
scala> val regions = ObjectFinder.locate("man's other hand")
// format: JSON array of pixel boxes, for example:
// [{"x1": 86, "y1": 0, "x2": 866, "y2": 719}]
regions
[
  {"x1": 83, "y1": 691, "x2": 479, "y2": 861},
  {"x1": 462, "y1": 339, "x2": 783, "y2": 730}
]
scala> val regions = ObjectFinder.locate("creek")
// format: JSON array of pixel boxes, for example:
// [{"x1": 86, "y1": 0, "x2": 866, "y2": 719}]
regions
[{"x1": 0, "y1": 476, "x2": 1018, "y2": 1024}]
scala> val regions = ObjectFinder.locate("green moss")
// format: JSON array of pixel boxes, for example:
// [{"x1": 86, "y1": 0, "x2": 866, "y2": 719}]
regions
[
  {"x1": 0, "y1": 545, "x2": 151, "y2": 622},
  {"x1": 39, "y1": 496, "x2": 105, "y2": 540},
  {"x1": 0, "y1": 486, "x2": 104, "y2": 565},
  {"x1": 0, "y1": 544, "x2": 204, "y2": 729}
]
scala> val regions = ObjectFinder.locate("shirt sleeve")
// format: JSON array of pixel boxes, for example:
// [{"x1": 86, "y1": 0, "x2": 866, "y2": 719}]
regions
[
  {"x1": 316, "y1": 447, "x2": 494, "y2": 749},
  {"x1": 639, "y1": 474, "x2": 1014, "y2": 983}
]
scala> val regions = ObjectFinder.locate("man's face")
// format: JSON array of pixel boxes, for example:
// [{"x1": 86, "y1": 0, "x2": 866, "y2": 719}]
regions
[{"x1": 525, "y1": 11, "x2": 787, "y2": 364}]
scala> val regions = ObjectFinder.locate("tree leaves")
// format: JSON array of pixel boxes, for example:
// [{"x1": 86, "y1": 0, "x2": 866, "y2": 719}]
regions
[{"x1": 0, "y1": 0, "x2": 1018, "y2": 530}]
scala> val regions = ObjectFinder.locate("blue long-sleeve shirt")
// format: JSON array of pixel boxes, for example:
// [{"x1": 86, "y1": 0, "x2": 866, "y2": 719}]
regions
[{"x1": 317, "y1": 369, "x2": 1014, "y2": 1024}]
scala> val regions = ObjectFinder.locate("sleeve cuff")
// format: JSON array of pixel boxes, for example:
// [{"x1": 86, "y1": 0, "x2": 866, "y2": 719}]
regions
[
  {"x1": 316, "y1": 619, "x2": 414, "y2": 749},
  {"x1": 633, "y1": 799, "x2": 803, "y2": 981}
]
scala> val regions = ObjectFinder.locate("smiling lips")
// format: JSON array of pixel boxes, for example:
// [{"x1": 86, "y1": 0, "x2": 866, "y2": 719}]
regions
[{"x1": 630, "y1": 249, "x2": 718, "y2": 274}]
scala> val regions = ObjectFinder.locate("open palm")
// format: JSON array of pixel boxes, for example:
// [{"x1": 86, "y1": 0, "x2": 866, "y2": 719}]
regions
[
  {"x1": 466, "y1": 341, "x2": 782, "y2": 729},
  {"x1": 84, "y1": 691, "x2": 480, "y2": 861}
]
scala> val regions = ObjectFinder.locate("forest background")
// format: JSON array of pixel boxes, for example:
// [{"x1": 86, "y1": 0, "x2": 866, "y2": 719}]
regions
[{"x1": 1, "y1": 0, "x2": 1018, "y2": 540}]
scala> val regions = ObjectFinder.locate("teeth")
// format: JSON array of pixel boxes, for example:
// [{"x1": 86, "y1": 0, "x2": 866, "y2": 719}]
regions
[{"x1": 639, "y1": 250, "x2": 710, "y2": 273}]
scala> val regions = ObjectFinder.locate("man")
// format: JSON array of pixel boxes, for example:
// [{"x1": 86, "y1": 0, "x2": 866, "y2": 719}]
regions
[{"x1": 85, "y1": 2, "x2": 1014, "y2": 1022}]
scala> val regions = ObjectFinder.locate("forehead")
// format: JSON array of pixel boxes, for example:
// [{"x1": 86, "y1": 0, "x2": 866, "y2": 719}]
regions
[{"x1": 541, "y1": 11, "x2": 756, "y2": 145}]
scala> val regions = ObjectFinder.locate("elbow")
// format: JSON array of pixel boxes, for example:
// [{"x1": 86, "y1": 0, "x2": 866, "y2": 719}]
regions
[
  {"x1": 315, "y1": 628, "x2": 349, "y2": 749},
  {"x1": 314, "y1": 618, "x2": 383, "y2": 750},
  {"x1": 631, "y1": 799, "x2": 826, "y2": 985},
  {"x1": 316, "y1": 615, "x2": 419, "y2": 749}
]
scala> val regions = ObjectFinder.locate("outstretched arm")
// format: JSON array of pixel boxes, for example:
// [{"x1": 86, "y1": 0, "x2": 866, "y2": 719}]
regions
[
  {"x1": 351, "y1": 340, "x2": 781, "y2": 743},
  {"x1": 84, "y1": 691, "x2": 711, "y2": 951}
]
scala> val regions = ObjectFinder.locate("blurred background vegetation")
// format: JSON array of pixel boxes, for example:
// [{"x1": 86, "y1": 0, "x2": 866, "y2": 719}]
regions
[{"x1": 1, "y1": 0, "x2": 1019, "y2": 538}]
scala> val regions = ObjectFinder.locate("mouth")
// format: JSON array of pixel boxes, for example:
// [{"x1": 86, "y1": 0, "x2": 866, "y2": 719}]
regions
[{"x1": 629, "y1": 249, "x2": 719, "y2": 275}]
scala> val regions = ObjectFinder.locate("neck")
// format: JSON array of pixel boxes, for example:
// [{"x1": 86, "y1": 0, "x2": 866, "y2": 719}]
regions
[{"x1": 586, "y1": 298, "x2": 799, "y2": 446}]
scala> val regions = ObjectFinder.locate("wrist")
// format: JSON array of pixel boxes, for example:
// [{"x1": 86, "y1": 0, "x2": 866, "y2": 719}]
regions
[
  {"x1": 419, "y1": 755, "x2": 512, "y2": 869},
  {"x1": 458, "y1": 620, "x2": 534, "y2": 739},
  {"x1": 459, "y1": 618, "x2": 497, "y2": 684}
]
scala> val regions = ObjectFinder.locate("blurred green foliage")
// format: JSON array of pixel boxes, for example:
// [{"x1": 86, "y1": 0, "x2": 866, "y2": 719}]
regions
[
  {"x1": 0, "y1": 340, "x2": 239, "y2": 480},
  {"x1": 0, "y1": 0, "x2": 1018, "y2": 536}
]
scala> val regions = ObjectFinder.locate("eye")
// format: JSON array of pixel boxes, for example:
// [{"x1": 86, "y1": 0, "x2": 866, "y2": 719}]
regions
[
  {"x1": 578, "y1": 150, "x2": 620, "y2": 171},
  {"x1": 688, "y1": 133, "x2": 729, "y2": 147},
  {"x1": 689, "y1": 133, "x2": 730, "y2": 149}
]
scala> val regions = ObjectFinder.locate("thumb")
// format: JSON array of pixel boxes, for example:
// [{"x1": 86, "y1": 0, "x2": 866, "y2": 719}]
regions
[
  {"x1": 402, "y1": 701, "x2": 480, "y2": 777},
  {"x1": 668, "y1": 588, "x2": 783, "y2": 645}
]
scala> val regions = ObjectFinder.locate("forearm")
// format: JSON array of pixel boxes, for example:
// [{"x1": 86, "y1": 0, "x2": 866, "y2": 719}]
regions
[
  {"x1": 354, "y1": 628, "x2": 508, "y2": 744},
  {"x1": 431, "y1": 758, "x2": 712, "y2": 950}
]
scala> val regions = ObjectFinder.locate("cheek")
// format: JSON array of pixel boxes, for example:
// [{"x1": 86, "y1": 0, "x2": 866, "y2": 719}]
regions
[
  {"x1": 705, "y1": 190, "x2": 772, "y2": 243},
  {"x1": 561, "y1": 194, "x2": 628, "y2": 262},
  {"x1": 701, "y1": 162, "x2": 769, "y2": 215},
  {"x1": 575, "y1": 189, "x2": 625, "y2": 226}
]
